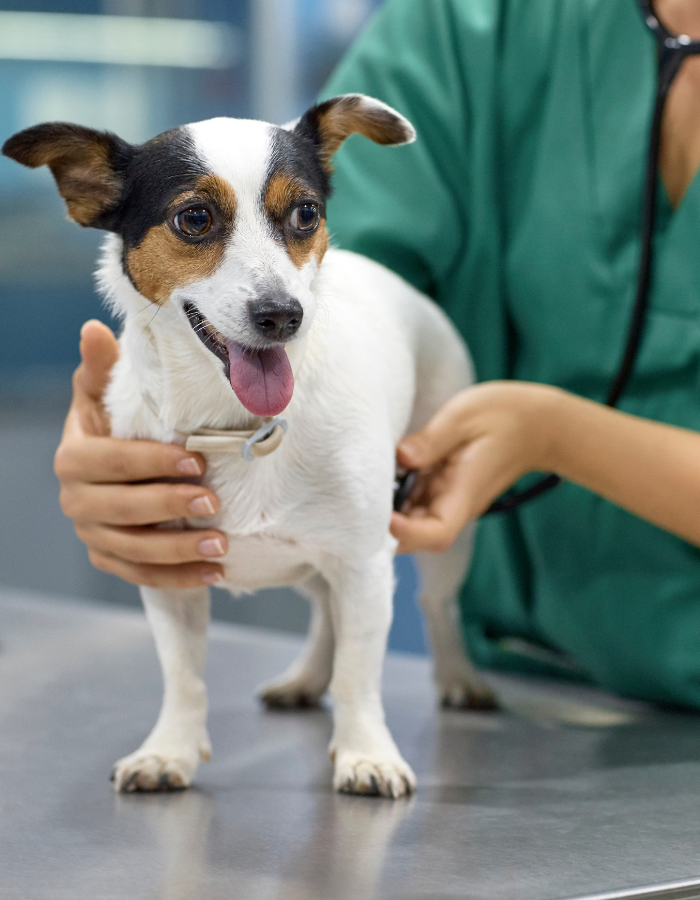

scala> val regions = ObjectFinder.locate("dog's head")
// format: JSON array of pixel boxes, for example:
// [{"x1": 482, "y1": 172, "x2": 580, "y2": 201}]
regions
[{"x1": 2, "y1": 95, "x2": 415, "y2": 417}]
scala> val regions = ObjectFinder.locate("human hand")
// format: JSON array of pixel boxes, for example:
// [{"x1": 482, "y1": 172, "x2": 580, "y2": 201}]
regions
[
  {"x1": 390, "y1": 381, "x2": 561, "y2": 553},
  {"x1": 54, "y1": 319, "x2": 228, "y2": 588}
]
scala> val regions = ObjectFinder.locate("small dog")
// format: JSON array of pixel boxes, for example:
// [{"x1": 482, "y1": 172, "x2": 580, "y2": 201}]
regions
[{"x1": 3, "y1": 95, "x2": 494, "y2": 798}]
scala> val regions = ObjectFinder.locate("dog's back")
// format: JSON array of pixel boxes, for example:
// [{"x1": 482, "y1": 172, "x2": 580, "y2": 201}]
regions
[{"x1": 309, "y1": 247, "x2": 474, "y2": 437}]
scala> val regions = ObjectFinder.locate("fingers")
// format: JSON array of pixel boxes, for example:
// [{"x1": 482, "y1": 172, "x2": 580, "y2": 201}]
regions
[
  {"x1": 55, "y1": 433, "x2": 206, "y2": 485},
  {"x1": 87, "y1": 549, "x2": 224, "y2": 589},
  {"x1": 391, "y1": 437, "x2": 522, "y2": 554},
  {"x1": 76, "y1": 523, "x2": 228, "y2": 566},
  {"x1": 391, "y1": 458, "x2": 475, "y2": 554},
  {"x1": 60, "y1": 479, "x2": 220, "y2": 527},
  {"x1": 58, "y1": 319, "x2": 228, "y2": 592},
  {"x1": 397, "y1": 391, "x2": 474, "y2": 469},
  {"x1": 391, "y1": 510, "x2": 449, "y2": 555}
]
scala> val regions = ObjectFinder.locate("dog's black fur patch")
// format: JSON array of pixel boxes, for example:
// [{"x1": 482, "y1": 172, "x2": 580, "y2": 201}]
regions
[
  {"x1": 292, "y1": 102, "x2": 335, "y2": 162},
  {"x1": 266, "y1": 126, "x2": 332, "y2": 214},
  {"x1": 261, "y1": 125, "x2": 332, "y2": 257},
  {"x1": 3, "y1": 123, "x2": 208, "y2": 250},
  {"x1": 113, "y1": 128, "x2": 208, "y2": 249}
]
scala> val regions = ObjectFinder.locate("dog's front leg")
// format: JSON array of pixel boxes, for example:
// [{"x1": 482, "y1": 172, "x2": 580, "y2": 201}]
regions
[
  {"x1": 324, "y1": 547, "x2": 416, "y2": 798},
  {"x1": 112, "y1": 587, "x2": 211, "y2": 792}
]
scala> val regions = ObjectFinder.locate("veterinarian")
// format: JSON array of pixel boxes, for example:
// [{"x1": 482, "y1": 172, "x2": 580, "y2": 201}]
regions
[{"x1": 55, "y1": 0, "x2": 700, "y2": 707}]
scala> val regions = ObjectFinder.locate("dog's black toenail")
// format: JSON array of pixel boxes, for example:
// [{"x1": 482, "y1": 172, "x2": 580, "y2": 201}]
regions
[
  {"x1": 466, "y1": 693, "x2": 499, "y2": 711},
  {"x1": 123, "y1": 772, "x2": 140, "y2": 792}
]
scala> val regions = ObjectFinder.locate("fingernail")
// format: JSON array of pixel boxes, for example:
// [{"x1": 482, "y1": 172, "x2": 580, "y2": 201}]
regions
[
  {"x1": 189, "y1": 495, "x2": 216, "y2": 516},
  {"x1": 199, "y1": 538, "x2": 225, "y2": 557},
  {"x1": 177, "y1": 457, "x2": 202, "y2": 476},
  {"x1": 202, "y1": 570, "x2": 224, "y2": 585}
]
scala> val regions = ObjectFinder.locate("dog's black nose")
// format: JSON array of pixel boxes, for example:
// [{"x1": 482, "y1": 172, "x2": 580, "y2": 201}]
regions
[{"x1": 249, "y1": 296, "x2": 303, "y2": 341}]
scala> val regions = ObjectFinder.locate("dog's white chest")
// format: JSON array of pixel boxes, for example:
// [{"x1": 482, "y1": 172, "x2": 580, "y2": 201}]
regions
[
  {"x1": 218, "y1": 533, "x2": 315, "y2": 593},
  {"x1": 190, "y1": 449, "x2": 323, "y2": 593}
]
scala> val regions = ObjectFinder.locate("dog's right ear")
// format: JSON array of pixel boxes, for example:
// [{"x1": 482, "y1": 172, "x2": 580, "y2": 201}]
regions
[{"x1": 2, "y1": 123, "x2": 133, "y2": 228}]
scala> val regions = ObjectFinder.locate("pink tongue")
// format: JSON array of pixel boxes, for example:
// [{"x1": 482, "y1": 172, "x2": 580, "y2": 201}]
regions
[{"x1": 225, "y1": 340, "x2": 294, "y2": 416}]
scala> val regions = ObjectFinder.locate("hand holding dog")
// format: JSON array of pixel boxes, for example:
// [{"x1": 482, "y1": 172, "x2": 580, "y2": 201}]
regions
[{"x1": 54, "y1": 320, "x2": 228, "y2": 588}]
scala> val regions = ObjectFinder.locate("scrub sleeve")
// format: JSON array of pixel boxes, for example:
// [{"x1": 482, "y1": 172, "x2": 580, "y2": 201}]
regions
[{"x1": 322, "y1": 0, "x2": 700, "y2": 707}]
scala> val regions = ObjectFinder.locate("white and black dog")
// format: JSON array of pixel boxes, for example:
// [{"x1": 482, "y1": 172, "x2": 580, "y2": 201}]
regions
[{"x1": 3, "y1": 95, "x2": 495, "y2": 798}]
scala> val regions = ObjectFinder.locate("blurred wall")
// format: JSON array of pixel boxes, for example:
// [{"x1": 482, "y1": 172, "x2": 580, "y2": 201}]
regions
[{"x1": 0, "y1": 0, "x2": 428, "y2": 654}]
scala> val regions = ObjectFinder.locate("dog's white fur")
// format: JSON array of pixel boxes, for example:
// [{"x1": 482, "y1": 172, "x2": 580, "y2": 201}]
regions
[{"x1": 88, "y1": 109, "x2": 493, "y2": 797}]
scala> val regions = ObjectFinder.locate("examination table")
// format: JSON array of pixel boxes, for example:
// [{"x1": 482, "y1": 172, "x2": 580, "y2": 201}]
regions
[{"x1": 1, "y1": 588, "x2": 700, "y2": 900}]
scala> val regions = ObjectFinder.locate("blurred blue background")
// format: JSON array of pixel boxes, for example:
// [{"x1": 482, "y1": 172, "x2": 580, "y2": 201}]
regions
[{"x1": 0, "y1": 0, "x2": 427, "y2": 654}]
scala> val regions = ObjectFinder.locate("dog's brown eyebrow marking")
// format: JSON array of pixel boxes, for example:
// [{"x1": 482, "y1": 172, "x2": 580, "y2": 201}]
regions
[
  {"x1": 264, "y1": 171, "x2": 310, "y2": 220},
  {"x1": 264, "y1": 171, "x2": 328, "y2": 270},
  {"x1": 196, "y1": 173, "x2": 237, "y2": 222},
  {"x1": 126, "y1": 174, "x2": 237, "y2": 305}
]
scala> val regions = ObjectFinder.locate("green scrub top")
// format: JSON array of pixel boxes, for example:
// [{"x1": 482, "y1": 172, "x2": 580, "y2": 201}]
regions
[{"x1": 321, "y1": 0, "x2": 700, "y2": 707}]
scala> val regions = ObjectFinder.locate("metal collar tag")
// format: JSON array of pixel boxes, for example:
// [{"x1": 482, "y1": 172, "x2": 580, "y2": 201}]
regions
[{"x1": 242, "y1": 417, "x2": 288, "y2": 461}]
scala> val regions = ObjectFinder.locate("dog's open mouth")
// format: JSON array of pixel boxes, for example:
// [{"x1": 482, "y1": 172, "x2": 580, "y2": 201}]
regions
[{"x1": 184, "y1": 302, "x2": 294, "y2": 417}]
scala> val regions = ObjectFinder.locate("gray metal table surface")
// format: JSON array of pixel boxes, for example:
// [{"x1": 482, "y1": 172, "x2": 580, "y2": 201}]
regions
[{"x1": 2, "y1": 589, "x2": 700, "y2": 900}]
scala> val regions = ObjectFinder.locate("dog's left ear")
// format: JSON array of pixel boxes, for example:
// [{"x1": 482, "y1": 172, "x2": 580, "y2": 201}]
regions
[
  {"x1": 2, "y1": 122, "x2": 133, "y2": 228},
  {"x1": 293, "y1": 94, "x2": 416, "y2": 173}
]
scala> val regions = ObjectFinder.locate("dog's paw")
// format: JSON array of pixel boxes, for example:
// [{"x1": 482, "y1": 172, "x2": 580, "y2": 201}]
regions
[
  {"x1": 438, "y1": 678, "x2": 498, "y2": 711},
  {"x1": 257, "y1": 673, "x2": 328, "y2": 709},
  {"x1": 111, "y1": 744, "x2": 205, "y2": 793},
  {"x1": 333, "y1": 752, "x2": 416, "y2": 799}
]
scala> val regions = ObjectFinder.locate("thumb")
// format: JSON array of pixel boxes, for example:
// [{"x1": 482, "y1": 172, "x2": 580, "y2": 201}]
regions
[
  {"x1": 70, "y1": 320, "x2": 119, "y2": 437},
  {"x1": 77, "y1": 319, "x2": 119, "y2": 403},
  {"x1": 397, "y1": 396, "x2": 472, "y2": 469}
]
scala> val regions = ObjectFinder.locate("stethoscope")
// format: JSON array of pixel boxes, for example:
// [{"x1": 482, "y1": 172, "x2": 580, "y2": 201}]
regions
[{"x1": 394, "y1": 0, "x2": 700, "y2": 516}]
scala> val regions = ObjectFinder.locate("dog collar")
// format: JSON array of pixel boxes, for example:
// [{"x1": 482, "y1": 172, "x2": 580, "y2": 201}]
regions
[
  {"x1": 140, "y1": 386, "x2": 287, "y2": 462},
  {"x1": 185, "y1": 417, "x2": 288, "y2": 461}
]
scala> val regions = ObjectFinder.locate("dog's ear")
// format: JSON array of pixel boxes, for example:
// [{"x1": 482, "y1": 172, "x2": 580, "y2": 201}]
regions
[
  {"x1": 293, "y1": 94, "x2": 415, "y2": 173},
  {"x1": 2, "y1": 123, "x2": 133, "y2": 228}
]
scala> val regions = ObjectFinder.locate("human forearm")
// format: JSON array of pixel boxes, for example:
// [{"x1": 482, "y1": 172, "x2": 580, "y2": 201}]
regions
[
  {"x1": 545, "y1": 390, "x2": 700, "y2": 547},
  {"x1": 392, "y1": 381, "x2": 700, "y2": 553}
]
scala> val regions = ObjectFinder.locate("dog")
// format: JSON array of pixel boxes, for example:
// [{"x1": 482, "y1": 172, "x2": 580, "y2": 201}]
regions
[{"x1": 3, "y1": 95, "x2": 495, "y2": 798}]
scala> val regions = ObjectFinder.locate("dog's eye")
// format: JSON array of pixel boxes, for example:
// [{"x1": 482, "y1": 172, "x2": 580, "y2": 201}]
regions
[
  {"x1": 174, "y1": 207, "x2": 212, "y2": 236},
  {"x1": 289, "y1": 204, "x2": 319, "y2": 233}
]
